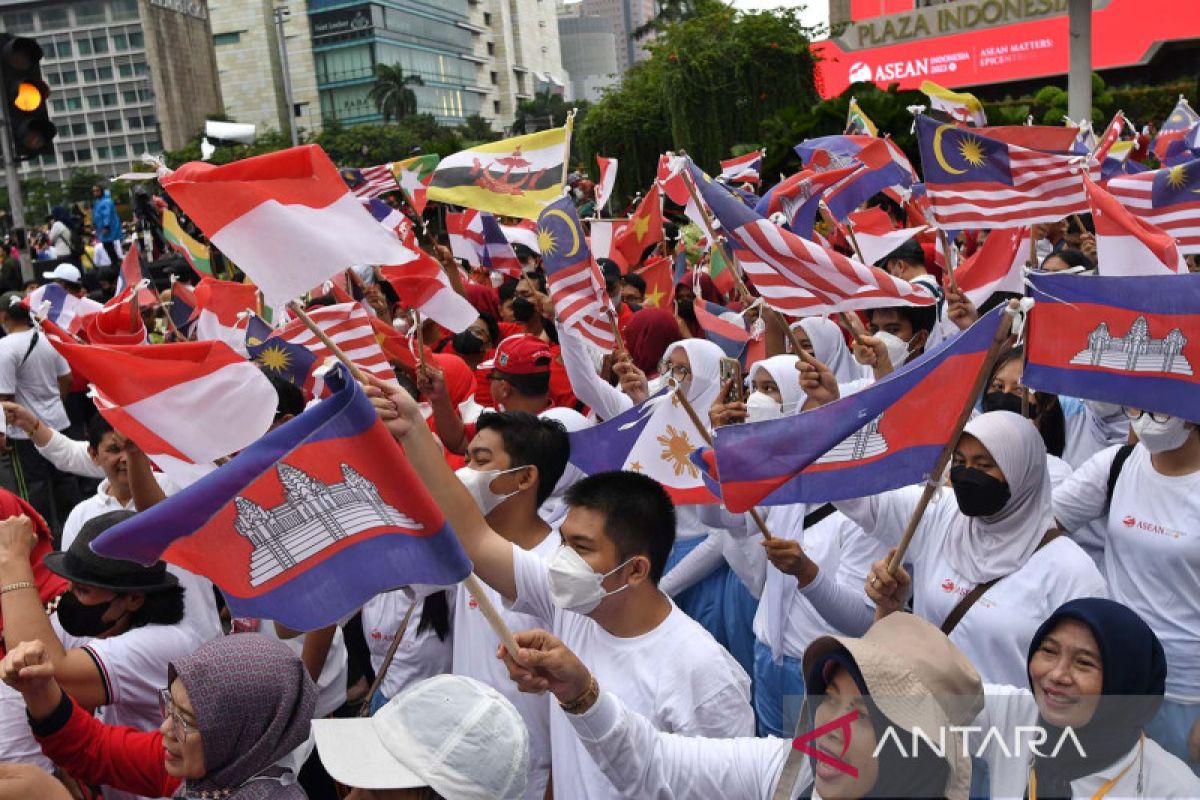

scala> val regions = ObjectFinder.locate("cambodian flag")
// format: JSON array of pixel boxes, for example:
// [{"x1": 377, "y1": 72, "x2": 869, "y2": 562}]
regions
[
  {"x1": 696, "y1": 306, "x2": 1005, "y2": 512},
  {"x1": 1023, "y1": 273, "x2": 1200, "y2": 421},
  {"x1": 91, "y1": 365, "x2": 472, "y2": 630},
  {"x1": 568, "y1": 389, "x2": 718, "y2": 505}
]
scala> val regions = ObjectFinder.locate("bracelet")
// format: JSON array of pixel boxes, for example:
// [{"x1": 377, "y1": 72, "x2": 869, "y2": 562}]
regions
[
  {"x1": 1, "y1": 581, "x2": 36, "y2": 595},
  {"x1": 559, "y1": 675, "x2": 599, "y2": 715},
  {"x1": 30, "y1": 420, "x2": 40, "y2": 434}
]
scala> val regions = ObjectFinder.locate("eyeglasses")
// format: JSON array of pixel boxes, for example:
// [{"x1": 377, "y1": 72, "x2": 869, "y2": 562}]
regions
[
  {"x1": 1123, "y1": 407, "x2": 1171, "y2": 424},
  {"x1": 158, "y1": 688, "x2": 195, "y2": 741},
  {"x1": 656, "y1": 360, "x2": 691, "y2": 381}
]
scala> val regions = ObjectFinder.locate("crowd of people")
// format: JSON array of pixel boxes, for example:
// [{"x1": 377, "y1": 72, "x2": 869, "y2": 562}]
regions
[{"x1": 0, "y1": 140, "x2": 1195, "y2": 800}]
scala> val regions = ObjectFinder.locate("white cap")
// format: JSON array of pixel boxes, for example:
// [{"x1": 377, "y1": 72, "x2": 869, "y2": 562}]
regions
[
  {"x1": 314, "y1": 674, "x2": 529, "y2": 798},
  {"x1": 43, "y1": 263, "x2": 82, "y2": 284}
]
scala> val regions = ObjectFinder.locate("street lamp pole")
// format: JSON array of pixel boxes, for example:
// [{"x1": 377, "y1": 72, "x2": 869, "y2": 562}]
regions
[
  {"x1": 1067, "y1": 0, "x2": 1092, "y2": 124},
  {"x1": 273, "y1": 5, "x2": 299, "y2": 147}
]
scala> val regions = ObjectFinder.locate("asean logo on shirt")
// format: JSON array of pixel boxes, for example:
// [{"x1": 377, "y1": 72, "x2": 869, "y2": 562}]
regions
[{"x1": 1123, "y1": 515, "x2": 1137, "y2": 528}]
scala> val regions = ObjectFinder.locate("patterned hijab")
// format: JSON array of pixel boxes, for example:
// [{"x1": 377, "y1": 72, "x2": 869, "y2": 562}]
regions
[{"x1": 169, "y1": 633, "x2": 317, "y2": 799}]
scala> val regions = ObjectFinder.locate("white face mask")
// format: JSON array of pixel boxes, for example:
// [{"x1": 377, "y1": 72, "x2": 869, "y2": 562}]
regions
[
  {"x1": 1131, "y1": 415, "x2": 1192, "y2": 453},
  {"x1": 546, "y1": 545, "x2": 635, "y2": 615},
  {"x1": 454, "y1": 465, "x2": 524, "y2": 515},
  {"x1": 745, "y1": 391, "x2": 783, "y2": 423},
  {"x1": 874, "y1": 330, "x2": 913, "y2": 368}
]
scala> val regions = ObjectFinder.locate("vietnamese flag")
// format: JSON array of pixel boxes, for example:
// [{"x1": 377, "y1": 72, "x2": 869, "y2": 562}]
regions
[
  {"x1": 633, "y1": 255, "x2": 675, "y2": 310},
  {"x1": 613, "y1": 184, "x2": 664, "y2": 270}
]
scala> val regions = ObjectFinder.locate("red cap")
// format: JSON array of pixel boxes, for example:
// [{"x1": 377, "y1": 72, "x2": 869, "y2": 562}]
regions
[{"x1": 479, "y1": 334, "x2": 552, "y2": 376}]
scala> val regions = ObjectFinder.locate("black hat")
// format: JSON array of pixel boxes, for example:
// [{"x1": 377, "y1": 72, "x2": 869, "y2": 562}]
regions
[
  {"x1": 597, "y1": 258, "x2": 621, "y2": 286},
  {"x1": 43, "y1": 511, "x2": 178, "y2": 594}
]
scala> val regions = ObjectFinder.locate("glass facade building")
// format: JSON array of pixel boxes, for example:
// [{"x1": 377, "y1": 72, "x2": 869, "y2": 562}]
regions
[{"x1": 309, "y1": 0, "x2": 485, "y2": 126}]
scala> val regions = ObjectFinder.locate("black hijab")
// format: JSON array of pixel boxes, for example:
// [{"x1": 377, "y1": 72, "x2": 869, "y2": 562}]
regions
[{"x1": 1025, "y1": 598, "x2": 1166, "y2": 800}]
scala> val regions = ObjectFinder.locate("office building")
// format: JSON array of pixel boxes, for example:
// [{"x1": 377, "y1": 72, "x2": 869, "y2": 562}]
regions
[{"x1": 556, "y1": 6, "x2": 617, "y2": 103}]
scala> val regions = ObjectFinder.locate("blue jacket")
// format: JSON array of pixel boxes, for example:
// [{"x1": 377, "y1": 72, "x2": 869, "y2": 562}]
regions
[{"x1": 92, "y1": 191, "x2": 122, "y2": 243}]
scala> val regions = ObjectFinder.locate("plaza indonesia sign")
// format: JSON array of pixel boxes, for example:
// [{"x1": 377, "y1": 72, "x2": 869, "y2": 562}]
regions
[{"x1": 812, "y1": 0, "x2": 1200, "y2": 98}]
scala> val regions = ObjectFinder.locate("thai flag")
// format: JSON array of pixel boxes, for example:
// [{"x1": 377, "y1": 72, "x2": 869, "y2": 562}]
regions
[
  {"x1": 26, "y1": 283, "x2": 103, "y2": 333},
  {"x1": 695, "y1": 306, "x2": 1006, "y2": 512},
  {"x1": 364, "y1": 198, "x2": 414, "y2": 245},
  {"x1": 447, "y1": 209, "x2": 484, "y2": 267},
  {"x1": 1023, "y1": 273, "x2": 1200, "y2": 421},
  {"x1": 1106, "y1": 156, "x2": 1200, "y2": 254},
  {"x1": 161, "y1": 145, "x2": 420, "y2": 308},
  {"x1": 479, "y1": 213, "x2": 523, "y2": 278},
  {"x1": 917, "y1": 115, "x2": 1092, "y2": 229},
  {"x1": 955, "y1": 227, "x2": 1029, "y2": 308},
  {"x1": 1083, "y1": 174, "x2": 1184, "y2": 276},
  {"x1": 380, "y1": 253, "x2": 479, "y2": 333},
  {"x1": 538, "y1": 196, "x2": 617, "y2": 350},
  {"x1": 596, "y1": 156, "x2": 618, "y2": 210},
  {"x1": 193, "y1": 277, "x2": 258, "y2": 356},
  {"x1": 339, "y1": 163, "x2": 399, "y2": 199},
  {"x1": 90, "y1": 365, "x2": 472, "y2": 631},
  {"x1": 46, "y1": 336, "x2": 277, "y2": 485},
  {"x1": 719, "y1": 150, "x2": 763, "y2": 184},
  {"x1": 568, "y1": 389, "x2": 718, "y2": 504},
  {"x1": 693, "y1": 301, "x2": 749, "y2": 365},
  {"x1": 694, "y1": 163, "x2": 935, "y2": 316}
]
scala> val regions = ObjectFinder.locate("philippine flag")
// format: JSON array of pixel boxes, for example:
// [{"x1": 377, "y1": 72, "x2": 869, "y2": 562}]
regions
[
  {"x1": 91, "y1": 365, "x2": 472, "y2": 630},
  {"x1": 47, "y1": 337, "x2": 278, "y2": 485},
  {"x1": 160, "y1": 145, "x2": 420, "y2": 308}
]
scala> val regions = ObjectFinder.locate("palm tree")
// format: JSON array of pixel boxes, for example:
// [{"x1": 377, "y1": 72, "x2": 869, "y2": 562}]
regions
[{"x1": 368, "y1": 64, "x2": 424, "y2": 123}]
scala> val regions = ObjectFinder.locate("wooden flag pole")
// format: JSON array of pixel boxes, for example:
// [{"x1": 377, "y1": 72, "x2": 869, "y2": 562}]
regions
[
  {"x1": 412, "y1": 310, "x2": 427, "y2": 375},
  {"x1": 885, "y1": 302, "x2": 1017, "y2": 574},
  {"x1": 938, "y1": 229, "x2": 961, "y2": 295},
  {"x1": 672, "y1": 385, "x2": 774, "y2": 541},
  {"x1": 1026, "y1": 227, "x2": 1040, "y2": 269},
  {"x1": 357, "y1": 599, "x2": 418, "y2": 717},
  {"x1": 559, "y1": 109, "x2": 577, "y2": 190},
  {"x1": 288, "y1": 301, "x2": 369, "y2": 384}
]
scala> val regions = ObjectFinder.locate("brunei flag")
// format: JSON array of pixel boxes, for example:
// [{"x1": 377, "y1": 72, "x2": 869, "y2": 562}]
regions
[{"x1": 427, "y1": 122, "x2": 571, "y2": 219}]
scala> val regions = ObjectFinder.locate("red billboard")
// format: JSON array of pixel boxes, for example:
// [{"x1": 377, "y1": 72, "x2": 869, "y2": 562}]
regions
[{"x1": 813, "y1": 0, "x2": 1200, "y2": 99}]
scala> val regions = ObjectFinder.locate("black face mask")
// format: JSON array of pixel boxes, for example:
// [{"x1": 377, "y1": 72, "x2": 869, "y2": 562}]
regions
[
  {"x1": 982, "y1": 391, "x2": 1032, "y2": 417},
  {"x1": 511, "y1": 296, "x2": 537, "y2": 322},
  {"x1": 452, "y1": 329, "x2": 485, "y2": 355},
  {"x1": 57, "y1": 592, "x2": 118, "y2": 637},
  {"x1": 950, "y1": 465, "x2": 1011, "y2": 517}
]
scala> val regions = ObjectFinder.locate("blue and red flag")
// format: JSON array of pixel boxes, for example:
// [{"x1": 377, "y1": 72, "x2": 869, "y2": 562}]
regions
[
  {"x1": 479, "y1": 212, "x2": 523, "y2": 279},
  {"x1": 1151, "y1": 97, "x2": 1199, "y2": 162},
  {"x1": 568, "y1": 389, "x2": 718, "y2": 505},
  {"x1": 1023, "y1": 273, "x2": 1200, "y2": 421},
  {"x1": 695, "y1": 305, "x2": 1005, "y2": 512},
  {"x1": 1106, "y1": 156, "x2": 1200, "y2": 254},
  {"x1": 245, "y1": 313, "x2": 319, "y2": 393},
  {"x1": 794, "y1": 136, "x2": 915, "y2": 223},
  {"x1": 91, "y1": 365, "x2": 472, "y2": 630},
  {"x1": 167, "y1": 280, "x2": 198, "y2": 340},
  {"x1": 693, "y1": 300, "x2": 750, "y2": 365},
  {"x1": 538, "y1": 195, "x2": 617, "y2": 350},
  {"x1": 719, "y1": 150, "x2": 763, "y2": 184}
]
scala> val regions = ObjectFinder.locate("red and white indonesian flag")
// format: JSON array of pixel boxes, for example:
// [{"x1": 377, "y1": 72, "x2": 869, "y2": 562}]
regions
[
  {"x1": 447, "y1": 210, "x2": 484, "y2": 267},
  {"x1": 193, "y1": 277, "x2": 259, "y2": 357},
  {"x1": 160, "y1": 145, "x2": 420, "y2": 308},
  {"x1": 47, "y1": 337, "x2": 277, "y2": 484},
  {"x1": 955, "y1": 227, "x2": 1029, "y2": 307},
  {"x1": 1083, "y1": 174, "x2": 1185, "y2": 276},
  {"x1": 589, "y1": 220, "x2": 617, "y2": 261},
  {"x1": 501, "y1": 219, "x2": 541, "y2": 254},
  {"x1": 381, "y1": 252, "x2": 479, "y2": 333},
  {"x1": 596, "y1": 156, "x2": 618, "y2": 209}
]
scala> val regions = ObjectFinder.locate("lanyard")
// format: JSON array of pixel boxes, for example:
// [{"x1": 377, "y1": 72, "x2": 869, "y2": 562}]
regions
[{"x1": 1028, "y1": 735, "x2": 1144, "y2": 800}]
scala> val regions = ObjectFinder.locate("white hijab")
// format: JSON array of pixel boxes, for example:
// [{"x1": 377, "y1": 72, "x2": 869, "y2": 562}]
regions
[
  {"x1": 663, "y1": 338, "x2": 725, "y2": 413},
  {"x1": 538, "y1": 407, "x2": 591, "y2": 527},
  {"x1": 796, "y1": 317, "x2": 871, "y2": 383},
  {"x1": 747, "y1": 355, "x2": 804, "y2": 414},
  {"x1": 944, "y1": 411, "x2": 1056, "y2": 584}
]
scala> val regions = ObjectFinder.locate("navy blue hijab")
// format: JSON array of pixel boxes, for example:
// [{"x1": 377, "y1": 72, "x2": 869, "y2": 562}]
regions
[{"x1": 1025, "y1": 598, "x2": 1167, "y2": 799}]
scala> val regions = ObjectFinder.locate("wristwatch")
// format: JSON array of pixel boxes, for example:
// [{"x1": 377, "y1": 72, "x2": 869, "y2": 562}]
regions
[{"x1": 559, "y1": 675, "x2": 599, "y2": 715}]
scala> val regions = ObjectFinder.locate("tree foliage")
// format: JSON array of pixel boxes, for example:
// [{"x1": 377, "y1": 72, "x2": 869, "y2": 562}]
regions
[{"x1": 368, "y1": 63, "x2": 424, "y2": 123}]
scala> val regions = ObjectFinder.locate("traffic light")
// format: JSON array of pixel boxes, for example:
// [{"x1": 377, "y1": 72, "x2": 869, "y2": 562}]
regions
[{"x1": 0, "y1": 34, "x2": 56, "y2": 160}]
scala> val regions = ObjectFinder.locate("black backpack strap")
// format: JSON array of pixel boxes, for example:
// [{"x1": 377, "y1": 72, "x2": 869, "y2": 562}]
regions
[
  {"x1": 18, "y1": 331, "x2": 38, "y2": 368},
  {"x1": 802, "y1": 502, "x2": 836, "y2": 529},
  {"x1": 1104, "y1": 444, "x2": 1136, "y2": 513}
]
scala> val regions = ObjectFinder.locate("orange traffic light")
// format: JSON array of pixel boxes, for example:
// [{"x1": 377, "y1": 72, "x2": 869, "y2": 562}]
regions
[{"x1": 14, "y1": 81, "x2": 42, "y2": 112}]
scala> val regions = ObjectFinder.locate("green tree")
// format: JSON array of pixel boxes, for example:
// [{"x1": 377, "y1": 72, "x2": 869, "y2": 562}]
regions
[
  {"x1": 458, "y1": 114, "x2": 500, "y2": 147},
  {"x1": 368, "y1": 64, "x2": 425, "y2": 124},
  {"x1": 62, "y1": 169, "x2": 108, "y2": 204},
  {"x1": 513, "y1": 91, "x2": 585, "y2": 135}
]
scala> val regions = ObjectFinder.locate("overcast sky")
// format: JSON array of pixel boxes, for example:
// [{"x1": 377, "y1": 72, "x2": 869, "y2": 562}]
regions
[{"x1": 728, "y1": 0, "x2": 828, "y2": 34}]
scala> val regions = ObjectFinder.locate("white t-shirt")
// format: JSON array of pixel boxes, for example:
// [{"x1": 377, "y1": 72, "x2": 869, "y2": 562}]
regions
[
  {"x1": 976, "y1": 684, "x2": 1200, "y2": 799},
  {"x1": 0, "y1": 681, "x2": 53, "y2": 771},
  {"x1": 363, "y1": 589, "x2": 454, "y2": 700},
  {"x1": 62, "y1": 479, "x2": 223, "y2": 646},
  {"x1": 0, "y1": 329, "x2": 70, "y2": 437},
  {"x1": 511, "y1": 543, "x2": 755, "y2": 800},
  {"x1": 1060, "y1": 397, "x2": 1129, "y2": 469},
  {"x1": 1053, "y1": 444, "x2": 1200, "y2": 701},
  {"x1": 56, "y1": 616, "x2": 202, "y2": 800},
  {"x1": 838, "y1": 486, "x2": 1108, "y2": 686},
  {"x1": 754, "y1": 504, "x2": 886, "y2": 659},
  {"x1": 453, "y1": 531, "x2": 558, "y2": 800}
]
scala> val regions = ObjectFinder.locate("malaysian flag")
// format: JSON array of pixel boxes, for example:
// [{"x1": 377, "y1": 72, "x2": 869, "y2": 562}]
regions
[
  {"x1": 916, "y1": 114, "x2": 1091, "y2": 229},
  {"x1": 251, "y1": 303, "x2": 394, "y2": 397},
  {"x1": 693, "y1": 163, "x2": 935, "y2": 316},
  {"x1": 1151, "y1": 97, "x2": 1199, "y2": 162},
  {"x1": 537, "y1": 196, "x2": 617, "y2": 350},
  {"x1": 1107, "y1": 155, "x2": 1200, "y2": 254},
  {"x1": 339, "y1": 164, "x2": 399, "y2": 199}
]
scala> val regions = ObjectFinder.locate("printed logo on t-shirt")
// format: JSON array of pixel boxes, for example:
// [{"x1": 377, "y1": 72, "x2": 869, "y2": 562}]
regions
[
  {"x1": 940, "y1": 579, "x2": 970, "y2": 598},
  {"x1": 469, "y1": 596, "x2": 479, "y2": 610},
  {"x1": 1120, "y1": 515, "x2": 1184, "y2": 540}
]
